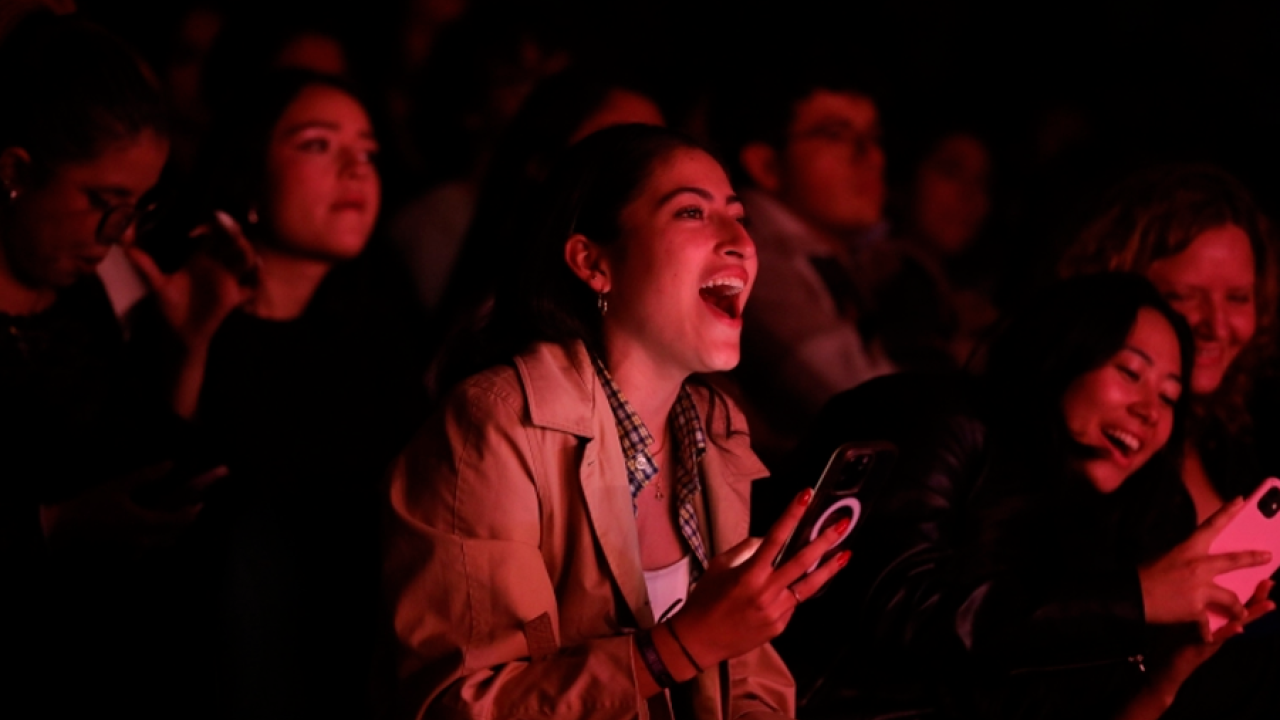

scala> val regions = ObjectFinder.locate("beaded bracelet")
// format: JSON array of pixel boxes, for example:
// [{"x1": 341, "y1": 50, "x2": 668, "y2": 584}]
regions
[
  {"x1": 635, "y1": 628, "x2": 676, "y2": 689},
  {"x1": 665, "y1": 619, "x2": 704, "y2": 673}
]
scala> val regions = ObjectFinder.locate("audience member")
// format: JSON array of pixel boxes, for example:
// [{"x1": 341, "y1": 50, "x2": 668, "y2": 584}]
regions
[
  {"x1": 141, "y1": 70, "x2": 430, "y2": 719},
  {"x1": 781, "y1": 274, "x2": 1273, "y2": 719},
  {"x1": 385, "y1": 124, "x2": 847, "y2": 719}
]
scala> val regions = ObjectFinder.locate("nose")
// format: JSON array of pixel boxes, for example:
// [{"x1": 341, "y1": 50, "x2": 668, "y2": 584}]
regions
[
  {"x1": 1128, "y1": 386, "x2": 1161, "y2": 427},
  {"x1": 338, "y1": 146, "x2": 375, "y2": 178},
  {"x1": 1189, "y1": 296, "x2": 1229, "y2": 342},
  {"x1": 718, "y1": 214, "x2": 756, "y2": 261}
]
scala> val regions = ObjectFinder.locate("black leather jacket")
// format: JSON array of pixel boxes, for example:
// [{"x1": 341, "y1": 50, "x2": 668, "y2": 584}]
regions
[{"x1": 764, "y1": 373, "x2": 1196, "y2": 719}]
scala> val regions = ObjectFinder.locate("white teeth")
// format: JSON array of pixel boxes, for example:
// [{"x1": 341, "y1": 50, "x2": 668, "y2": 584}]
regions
[
  {"x1": 700, "y1": 277, "x2": 744, "y2": 294},
  {"x1": 1102, "y1": 427, "x2": 1142, "y2": 454}
]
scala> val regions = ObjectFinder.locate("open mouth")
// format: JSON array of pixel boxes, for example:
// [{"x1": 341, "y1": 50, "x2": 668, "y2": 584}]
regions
[
  {"x1": 1101, "y1": 426, "x2": 1142, "y2": 459},
  {"x1": 699, "y1": 276, "x2": 745, "y2": 320}
]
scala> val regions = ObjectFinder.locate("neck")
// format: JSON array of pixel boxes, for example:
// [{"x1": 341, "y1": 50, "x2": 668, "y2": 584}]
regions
[
  {"x1": 602, "y1": 336, "x2": 685, "y2": 446},
  {"x1": 244, "y1": 246, "x2": 332, "y2": 321},
  {"x1": 0, "y1": 240, "x2": 56, "y2": 316}
]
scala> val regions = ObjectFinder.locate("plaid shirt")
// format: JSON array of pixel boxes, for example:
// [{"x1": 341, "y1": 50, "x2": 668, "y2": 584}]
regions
[{"x1": 592, "y1": 355, "x2": 709, "y2": 573}]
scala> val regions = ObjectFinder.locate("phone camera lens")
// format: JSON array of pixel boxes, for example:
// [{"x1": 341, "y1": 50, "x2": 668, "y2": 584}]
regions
[{"x1": 1259, "y1": 487, "x2": 1280, "y2": 519}]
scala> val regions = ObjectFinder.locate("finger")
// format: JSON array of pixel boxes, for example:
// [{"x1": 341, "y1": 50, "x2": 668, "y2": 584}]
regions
[
  {"x1": 753, "y1": 489, "x2": 815, "y2": 570},
  {"x1": 1194, "y1": 496, "x2": 1246, "y2": 543},
  {"x1": 1198, "y1": 615, "x2": 1214, "y2": 643},
  {"x1": 719, "y1": 537, "x2": 763, "y2": 569},
  {"x1": 122, "y1": 244, "x2": 168, "y2": 291},
  {"x1": 1245, "y1": 600, "x2": 1277, "y2": 624},
  {"x1": 773, "y1": 512, "x2": 852, "y2": 587},
  {"x1": 187, "y1": 465, "x2": 228, "y2": 493},
  {"x1": 1205, "y1": 584, "x2": 1247, "y2": 621},
  {"x1": 788, "y1": 549, "x2": 851, "y2": 604},
  {"x1": 1205, "y1": 550, "x2": 1273, "y2": 574},
  {"x1": 1248, "y1": 578, "x2": 1275, "y2": 606}
]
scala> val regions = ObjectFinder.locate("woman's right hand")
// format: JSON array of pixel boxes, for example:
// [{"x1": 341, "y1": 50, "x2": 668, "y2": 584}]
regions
[
  {"x1": 124, "y1": 210, "x2": 259, "y2": 354},
  {"x1": 1138, "y1": 496, "x2": 1272, "y2": 640},
  {"x1": 665, "y1": 489, "x2": 851, "y2": 668}
]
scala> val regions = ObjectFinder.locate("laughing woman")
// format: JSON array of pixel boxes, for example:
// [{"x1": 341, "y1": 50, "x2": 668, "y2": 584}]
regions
[{"x1": 385, "y1": 124, "x2": 848, "y2": 720}]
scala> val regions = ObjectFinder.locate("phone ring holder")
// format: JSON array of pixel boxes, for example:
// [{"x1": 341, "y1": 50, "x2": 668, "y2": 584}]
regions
[{"x1": 807, "y1": 497, "x2": 861, "y2": 573}]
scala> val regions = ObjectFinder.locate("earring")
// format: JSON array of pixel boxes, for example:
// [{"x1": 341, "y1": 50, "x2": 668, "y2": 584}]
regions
[
  {"x1": 246, "y1": 206, "x2": 259, "y2": 225},
  {"x1": 5, "y1": 188, "x2": 14, "y2": 201},
  {"x1": 597, "y1": 292, "x2": 608, "y2": 316}
]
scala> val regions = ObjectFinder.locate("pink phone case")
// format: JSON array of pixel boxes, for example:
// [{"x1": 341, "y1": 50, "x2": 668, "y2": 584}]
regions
[{"x1": 1206, "y1": 477, "x2": 1280, "y2": 632}]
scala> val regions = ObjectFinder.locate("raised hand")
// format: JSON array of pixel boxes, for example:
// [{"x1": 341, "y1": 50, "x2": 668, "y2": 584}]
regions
[
  {"x1": 1139, "y1": 497, "x2": 1272, "y2": 640},
  {"x1": 123, "y1": 210, "x2": 259, "y2": 354},
  {"x1": 665, "y1": 489, "x2": 851, "y2": 669}
]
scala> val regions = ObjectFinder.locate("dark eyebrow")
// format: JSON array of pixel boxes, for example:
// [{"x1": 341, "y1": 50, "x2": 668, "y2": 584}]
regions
[
  {"x1": 656, "y1": 186, "x2": 743, "y2": 208},
  {"x1": 1122, "y1": 344, "x2": 1183, "y2": 384},
  {"x1": 282, "y1": 120, "x2": 341, "y2": 136},
  {"x1": 281, "y1": 122, "x2": 378, "y2": 141}
]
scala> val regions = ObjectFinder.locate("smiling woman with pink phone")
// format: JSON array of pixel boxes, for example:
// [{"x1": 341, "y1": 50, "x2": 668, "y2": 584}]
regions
[{"x1": 786, "y1": 274, "x2": 1276, "y2": 720}]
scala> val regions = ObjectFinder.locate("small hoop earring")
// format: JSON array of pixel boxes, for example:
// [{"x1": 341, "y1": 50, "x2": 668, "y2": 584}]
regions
[
  {"x1": 597, "y1": 292, "x2": 608, "y2": 317},
  {"x1": 246, "y1": 207, "x2": 259, "y2": 225},
  {"x1": 6, "y1": 188, "x2": 15, "y2": 201}
]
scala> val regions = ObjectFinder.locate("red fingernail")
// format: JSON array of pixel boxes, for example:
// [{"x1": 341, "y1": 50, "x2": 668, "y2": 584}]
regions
[
  {"x1": 837, "y1": 550, "x2": 851, "y2": 567},
  {"x1": 834, "y1": 518, "x2": 851, "y2": 536},
  {"x1": 799, "y1": 489, "x2": 813, "y2": 506}
]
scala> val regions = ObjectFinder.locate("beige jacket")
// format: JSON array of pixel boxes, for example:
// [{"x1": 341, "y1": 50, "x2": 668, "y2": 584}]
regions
[{"x1": 386, "y1": 341, "x2": 796, "y2": 720}]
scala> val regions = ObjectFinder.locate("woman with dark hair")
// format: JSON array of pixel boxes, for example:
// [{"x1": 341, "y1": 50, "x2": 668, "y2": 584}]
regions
[
  {"x1": 780, "y1": 274, "x2": 1273, "y2": 719},
  {"x1": 143, "y1": 69, "x2": 429, "y2": 718},
  {"x1": 385, "y1": 124, "x2": 846, "y2": 719},
  {"x1": 391, "y1": 66, "x2": 663, "y2": 335},
  {"x1": 1059, "y1": 165, "x2": 1279, "y2": 518},
  {"x1": 0, "y1": 10, "x2": 177, "y2": 550}
]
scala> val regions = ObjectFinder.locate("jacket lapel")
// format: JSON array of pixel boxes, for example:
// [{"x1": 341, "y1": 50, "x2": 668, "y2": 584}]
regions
[{"x1": 516, "y1": 341, "x2": 654, "y2": 627}]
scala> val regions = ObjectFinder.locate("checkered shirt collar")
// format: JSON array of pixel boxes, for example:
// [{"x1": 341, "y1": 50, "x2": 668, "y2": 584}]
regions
[{"x1": 591, "y1": 354, "x2": 709, "y2": 571}]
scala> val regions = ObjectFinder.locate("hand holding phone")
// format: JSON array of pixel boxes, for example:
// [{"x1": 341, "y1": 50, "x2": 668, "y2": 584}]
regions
[
  {"x1": 1206, "y1": 478, "x2": 1280, "y2": 632},
  {"x1": 773, "y1": 441, "x2": 897, "y2": 574}
]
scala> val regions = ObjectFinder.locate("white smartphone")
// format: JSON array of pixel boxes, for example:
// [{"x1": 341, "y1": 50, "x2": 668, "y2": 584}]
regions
[{"x1": 1207, "y1": 477, "x2": 1280, "y2": 633}]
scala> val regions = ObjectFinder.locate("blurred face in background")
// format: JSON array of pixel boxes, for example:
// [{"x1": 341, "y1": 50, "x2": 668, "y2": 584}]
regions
[
  {"x1": 263, "y1": 84, "x2": 380, "y2": 262},
  {"x1": 1, "y1": 130, "x2": 168, "y2": 291},
  {"x1": 910, "y1": 132, "x2": 991, "y2": 257},
  {"x1": 1145, "y1": 224, "x2": 1257, "y2": 396},
  {"x1": 777, "y1": 89, "x2": 885, "y2": 239}
]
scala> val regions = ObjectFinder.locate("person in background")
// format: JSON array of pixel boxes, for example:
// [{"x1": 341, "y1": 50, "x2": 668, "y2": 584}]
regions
[
  {"x1": 780, "y1": 274, "x2": 1274, "y2": 719},
  {"x1": 713, "y1": 66, "x2": 894, "y2": 464},
  {"x1": 0, "y1": 12, "x2": 225, "y2": 719},
  {"x1": 420, "y1": 67, "x2": 664, "y2": 393},
  {"x1": 132, "y1": 69, "x2": 429, "y2": 718}
]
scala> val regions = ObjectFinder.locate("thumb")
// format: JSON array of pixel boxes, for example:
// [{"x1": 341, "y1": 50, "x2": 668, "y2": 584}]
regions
[{"x1": 122, "y1": 244, "x2": 168, "y2": 292}]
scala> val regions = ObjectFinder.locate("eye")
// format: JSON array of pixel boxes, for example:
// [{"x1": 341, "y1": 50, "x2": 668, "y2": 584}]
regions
[
  {"x1": 735, "y1": 214, "x2": 750, "y2": 228},
  {"x1": 675, "y1": 205, "x2": 704, "y2": 220},
  {"x1": 1115, "y1": 364, "x2": 1139, "y2": 382},
  {"x1": 298, "y1": 136, "x2": 331, "y2": 153},
  {"x1": 1227, "y1": 291, "x2": 1254, "y2": 305},
  {"x1": 85, "y1": 190, "x2": 113, "y2": 212},
  {"x1": 1159, "y1": 393, "x2": 1178, "y2": 408}
]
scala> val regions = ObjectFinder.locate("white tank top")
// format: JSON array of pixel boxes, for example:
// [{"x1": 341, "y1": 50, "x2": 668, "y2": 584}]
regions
[{"x1": 643, "y1": 554, "x2": 692, "y2": 623}]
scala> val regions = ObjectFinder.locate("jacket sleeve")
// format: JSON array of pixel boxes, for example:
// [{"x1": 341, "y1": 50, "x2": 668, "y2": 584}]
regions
[
  {"x1": 727, "y1": 643, "x2": 796, "y2": 719},
  {"x1": 384, "y1": 381, "x2": 645, "y2": 720}
]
